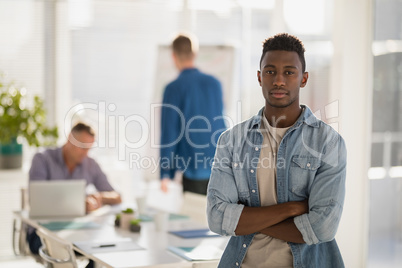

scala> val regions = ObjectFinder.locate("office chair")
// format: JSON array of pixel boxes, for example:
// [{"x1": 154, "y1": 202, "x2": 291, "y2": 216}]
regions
[
  {"x1": 12, "y1": 186, "x2": 44, "y2": 264},
  {"x1": 12, "y1": 218, "x2": 30, "y2": 256},
  {"x1": 36, "y1": 228, "x2": 79, "y2": 268},
  {"x1": 12, "y1": 187, "x2": 29, "y2": 256}
]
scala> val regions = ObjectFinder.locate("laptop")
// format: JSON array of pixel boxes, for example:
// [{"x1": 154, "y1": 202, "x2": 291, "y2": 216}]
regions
[{"x1": 29, "y1": 180, "x2": 86, "y2": 218}]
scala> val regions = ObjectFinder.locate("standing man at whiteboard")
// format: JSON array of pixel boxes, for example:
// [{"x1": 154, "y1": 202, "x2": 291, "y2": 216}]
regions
[{"x1": 159, "y1": 33, "x2": 226, "y2": 195}]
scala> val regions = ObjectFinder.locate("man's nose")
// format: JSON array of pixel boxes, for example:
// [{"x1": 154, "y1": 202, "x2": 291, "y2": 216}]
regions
[{"x1": 273, "y1": 74, "x2": 285, "y2": 86}]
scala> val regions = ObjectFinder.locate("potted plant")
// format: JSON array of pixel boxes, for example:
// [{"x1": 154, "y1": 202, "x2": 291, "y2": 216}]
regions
[
  {"x1": 129, "y1": 218, "x2": 142, "y2": 232},
  {"x1": 0, "y1": 73, "x2": 58, "y2": 169},
  {"x1": 114, "y1": 213, "x2": 121, "y2": 227},
  {"x1": 119, "y1": 208, "x2": 135, "y2": 230}
]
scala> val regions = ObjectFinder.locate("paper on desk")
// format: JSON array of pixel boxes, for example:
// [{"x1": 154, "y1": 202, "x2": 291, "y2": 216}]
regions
[
  {"x1": 146, "y1": 180, "x2": 183, "y2": 213},
  {"x1": 167, "y1": 245, "x2": 223, "y2": 261}
]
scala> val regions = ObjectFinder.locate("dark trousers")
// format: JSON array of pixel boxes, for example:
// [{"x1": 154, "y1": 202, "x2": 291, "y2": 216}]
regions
[
  {"x1": 26, "y1": 230, "x2": 41, "y2": 255},
  {"x1": 182, "y1": 175, "x2": 209, "y2": 195}
]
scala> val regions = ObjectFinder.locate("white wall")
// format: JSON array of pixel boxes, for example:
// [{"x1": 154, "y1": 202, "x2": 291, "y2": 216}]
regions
[{"x1": 330, "y1": 0, "x2": 372, "y2": 267}]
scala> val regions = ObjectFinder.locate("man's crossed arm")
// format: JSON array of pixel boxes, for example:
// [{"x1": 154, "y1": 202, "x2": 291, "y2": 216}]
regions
[{"x1": 234, "y1": 200, "x2": 308, "y2": 243}]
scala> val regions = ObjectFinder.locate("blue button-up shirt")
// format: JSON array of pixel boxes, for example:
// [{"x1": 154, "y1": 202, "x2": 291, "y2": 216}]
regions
[
  {"x1": 160, "y1": 68, "x2": 226, "y2": 180},
  {"x1": 207, "y1": 105, "x2": 346, "y2": 267}
]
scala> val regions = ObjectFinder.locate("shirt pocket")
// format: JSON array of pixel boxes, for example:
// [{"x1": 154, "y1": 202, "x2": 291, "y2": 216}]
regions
[
  {"x1": 289, "y1": 156, "x2": 321, "y2": 198},
  {"x1": 232, "y1": 161, "x2": 251, "y2": 206}
]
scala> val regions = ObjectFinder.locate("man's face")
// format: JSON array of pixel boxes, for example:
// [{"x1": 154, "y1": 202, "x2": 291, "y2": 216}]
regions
[
  {"x1": 68, "y1": 131, "x2": 94, "y2": 165},
  {"x1": 258, "y1": 50, "x2": 308, "y2": 109}
]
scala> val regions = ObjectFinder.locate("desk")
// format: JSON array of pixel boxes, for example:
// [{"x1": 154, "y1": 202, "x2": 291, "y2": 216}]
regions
[{"x1": 14, "y1": 205, "x2": 228, "y2": 268}]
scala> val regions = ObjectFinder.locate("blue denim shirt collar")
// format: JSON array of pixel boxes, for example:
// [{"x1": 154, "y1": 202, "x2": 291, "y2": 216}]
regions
[{"x1": 249, "y1": 105, "x2": 320, "y2": 131}]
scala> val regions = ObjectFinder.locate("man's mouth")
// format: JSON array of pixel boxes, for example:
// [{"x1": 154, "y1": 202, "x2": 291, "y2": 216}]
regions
[{"x1": 270, "y1": 91, "x2": 287, "y2": 98}]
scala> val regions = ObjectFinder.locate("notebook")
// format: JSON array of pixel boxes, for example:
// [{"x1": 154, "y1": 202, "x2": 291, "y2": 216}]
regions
[{"x1": 29, "y1": 180, "x2": 86, "y2": 218}]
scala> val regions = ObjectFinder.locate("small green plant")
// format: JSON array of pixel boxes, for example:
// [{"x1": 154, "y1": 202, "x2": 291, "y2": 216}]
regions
[
  {"x1": 0, "y1": 72, "x2": 58, "y2": 146},
  {"x1": 129, "y1": 218, "x2": 141, "y2": 232},
  {"x1": 130, "y1": 218, "x2": 141, "y2": 226},
  {"x1": 122, "y1": 208, "x2": 134, "y2": 214},
  {"x1": 114, "y1": 213, "x2": 121, "y2": 227}
]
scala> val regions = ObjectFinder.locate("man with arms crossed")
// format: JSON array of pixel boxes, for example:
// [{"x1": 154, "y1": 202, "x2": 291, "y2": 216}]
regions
[{"x1": 207, "y1": 33, "x2": 347, "y2": 267}]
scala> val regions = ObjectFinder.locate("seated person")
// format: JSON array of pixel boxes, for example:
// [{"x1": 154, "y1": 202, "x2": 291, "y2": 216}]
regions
[{"x1": 26, "y1": 123, "x2": 122, "y2": 265}]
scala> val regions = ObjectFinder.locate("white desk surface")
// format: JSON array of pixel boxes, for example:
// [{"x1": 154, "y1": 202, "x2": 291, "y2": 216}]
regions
[{"x1": 14, "y1": 204, "x2": 228, "y2": 268}]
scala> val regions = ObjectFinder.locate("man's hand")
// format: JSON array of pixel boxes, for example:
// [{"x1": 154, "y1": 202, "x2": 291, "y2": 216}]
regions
[
  {"x1": 86, "y1": 193, "x2": 103, "y2": 212},
  {"x1": 260, "y1": 218, "x2": 306, "y2": 243},
  {"x1": 161, "y1": 178, "x2": 170, "y2": 193},
  {"x1": 100, "y1": 191, "x2": 122, "y2": 205},
  {"x1": 257, "y1": 199, "x2": 309, "y2": 243}
]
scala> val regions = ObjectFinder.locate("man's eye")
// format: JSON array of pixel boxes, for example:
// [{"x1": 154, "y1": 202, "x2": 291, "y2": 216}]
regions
[
  {"x1": 285, "y1": 71, "x2": 294, "y2": 75},
  {"x1": 265, "y1": 70, "x2": 274, "y2": 74}
]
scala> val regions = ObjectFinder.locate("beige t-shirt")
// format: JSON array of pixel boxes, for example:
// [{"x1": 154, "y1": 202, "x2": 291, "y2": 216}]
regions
[{"x1": 241, "y1": 113, "x2": 293, "y2": 268}]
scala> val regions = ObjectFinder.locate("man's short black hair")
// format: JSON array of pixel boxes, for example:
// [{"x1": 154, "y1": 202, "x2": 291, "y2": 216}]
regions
[
  {"x1": 71, "y1": 123, "x2": 95, "y2": 137},
  {"x1": 260, "y1": 33, "x2": 306, "y2": 72}
]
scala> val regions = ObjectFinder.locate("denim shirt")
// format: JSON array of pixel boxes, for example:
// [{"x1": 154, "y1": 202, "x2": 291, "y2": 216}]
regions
[{"x1": 207, "y1": 105, "x2": 347, "y2": 268}]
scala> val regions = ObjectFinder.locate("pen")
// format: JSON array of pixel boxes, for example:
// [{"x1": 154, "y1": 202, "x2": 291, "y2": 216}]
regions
[{"x1": 93, "y1": 244, "x2": 116, "y2": 248}]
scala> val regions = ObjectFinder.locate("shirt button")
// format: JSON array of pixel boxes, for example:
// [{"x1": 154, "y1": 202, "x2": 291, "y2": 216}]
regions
[
  {"x1": 243, "y1": 243, "x2": 247, "y2": 248},
  {"x1": 234, "y1": 163, "x2": 238, "y2": 167},
  {"x1": 307, "y1": 163, "x2": 311, "y2": 168},
  {"x1": 250, "y1": 169, "x2": 254, "y2": 173},
  {"x1": 255, "y1": 147, "x2": 259, "y2": 151},
  {"x1": 236, "y1": 262, "x2": 239, "y2": 266},
  {"x1": 252, "y1": 189, "x2": 256, "y2": 193}
]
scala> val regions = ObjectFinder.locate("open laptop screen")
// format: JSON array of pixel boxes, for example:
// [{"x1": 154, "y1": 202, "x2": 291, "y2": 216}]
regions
[{"x1": 29, "y1": 180, "x2": 86, "y2": 218}]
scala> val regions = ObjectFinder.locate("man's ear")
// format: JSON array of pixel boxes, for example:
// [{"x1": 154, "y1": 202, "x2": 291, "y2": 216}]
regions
[
  {"x1": 172, "y1": 52, "x2": 181, "y2": 70},
  {"x1": 257, "y1": 70, "x2": 262, "y2": 86},
  {"x1": 301, "y1": 72, "x2": 309, "y2": 88}
]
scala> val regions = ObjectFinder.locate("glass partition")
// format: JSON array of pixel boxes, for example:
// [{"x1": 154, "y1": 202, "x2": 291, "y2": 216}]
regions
[{"x1": 368, "y1": 0, "x2": 402, "y2": 267}]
